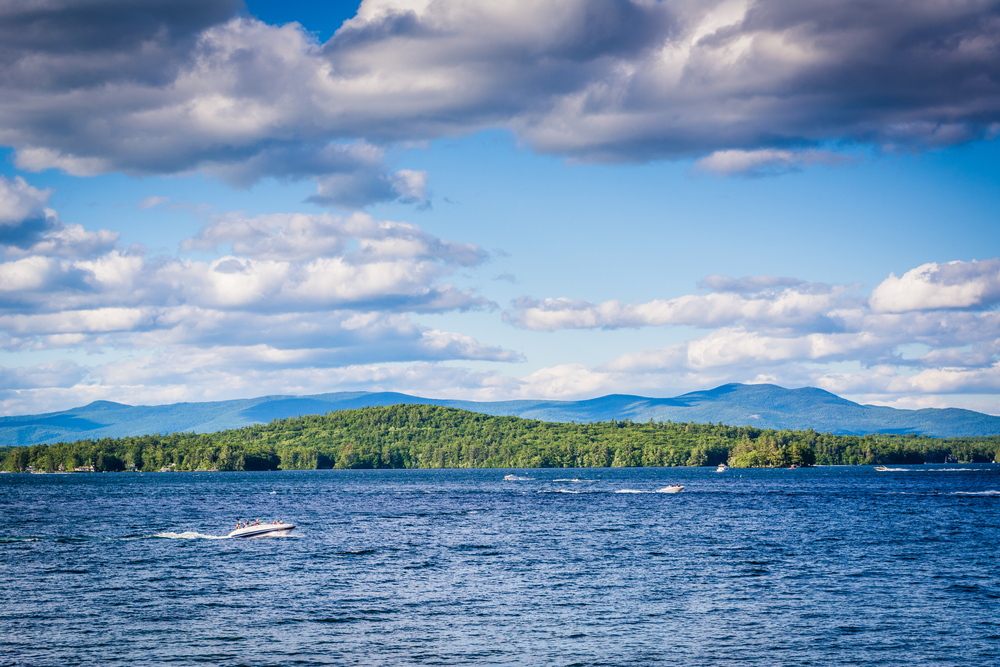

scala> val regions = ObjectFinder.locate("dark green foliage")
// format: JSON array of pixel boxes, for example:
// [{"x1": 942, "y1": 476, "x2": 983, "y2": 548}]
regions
[{"x1": 2, "y1": 404, "x2": 998, "y2": 472}]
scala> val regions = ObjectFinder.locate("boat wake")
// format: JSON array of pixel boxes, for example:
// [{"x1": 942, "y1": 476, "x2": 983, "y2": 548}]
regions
[
  {"x1": 952, "y1": 490, "x2": 1000, "y2": 496},
  {"x1": 153, "y1": 531, "x2": 229, "y2": 540}
]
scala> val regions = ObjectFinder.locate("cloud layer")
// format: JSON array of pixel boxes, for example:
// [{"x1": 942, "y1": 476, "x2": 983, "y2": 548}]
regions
[
  {"x1": 3, "y1": 193, "x2": 1000, "y2": 415},
  {"x1": 0, "y1": 181, "x2": 522, "y2": 413},
  {"x1": 1, "y1": 0, "x2": 998, "y2": 196},
  {"x1": 502, "y1": 259, "x2": 1000, "y2": 408}
]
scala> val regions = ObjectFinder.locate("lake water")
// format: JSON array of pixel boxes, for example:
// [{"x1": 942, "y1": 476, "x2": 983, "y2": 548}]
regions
[{"x1": 2, "y1": 465, "x2": 998, "y2": 666}]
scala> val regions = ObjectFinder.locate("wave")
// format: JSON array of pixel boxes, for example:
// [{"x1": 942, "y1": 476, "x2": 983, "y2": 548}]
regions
[
  {"x1": 615, "y1": 489, "x2": 646, "y2": 494},
  {"x1": 879, "y1": 467, "x2": 911, "y2": 472},
  {"x1": 503, "y1": 475, "x2": 534, "y2": 481},
  {"x1": 153, "y1": 531, "x2": 228, "y2": 540},
  {"x1": 537, "y1": 489, "x2": 582, "y2": 494},
  {"x1": 553, "y1": 478, "x2": 587, "y2": 482},
  {"x1": 952, "y1": 490, "x2": 1000, "y2": 496}
]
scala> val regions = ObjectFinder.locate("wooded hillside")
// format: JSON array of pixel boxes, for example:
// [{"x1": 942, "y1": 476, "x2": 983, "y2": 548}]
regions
[{"x1": 3, "y1": 404, "x2": 999, "y2": 472}]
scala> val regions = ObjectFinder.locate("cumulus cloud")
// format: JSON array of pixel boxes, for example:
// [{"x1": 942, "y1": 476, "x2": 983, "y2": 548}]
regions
[
  {"x1": 0, "y1": 184, "x2": 516, "y2": 402},
  {"x1": 0, "y1": 176, "x2": 118, "y2": 257},
  {"x1": 2, "y1": 214, "x2": 495, "y2": 317},
  {"x1": 182, "y1": 209, "x2": 486, "y2": 264},
  {"x1": 493, "y1": 260, "x2": 1000, "y2": 409},
  {"x1": 869, "y1": 259, "x2": 1000, "y2": 313},
  {"x1": 0, "y1": 175, "x2": 59, "y2": 248},
  {"x1": 0, "y1": 0, "x2": 997, "y2": 194}
]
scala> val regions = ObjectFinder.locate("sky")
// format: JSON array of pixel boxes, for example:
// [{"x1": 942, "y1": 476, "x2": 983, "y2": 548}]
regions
[{"x1": 0, "y1": 0, "x2": 999, "y2": 416}]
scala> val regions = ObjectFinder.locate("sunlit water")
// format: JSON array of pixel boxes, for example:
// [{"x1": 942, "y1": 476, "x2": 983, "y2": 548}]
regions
[{"x1": 2, "y1": 465, "x2": 998, "y2": 666}]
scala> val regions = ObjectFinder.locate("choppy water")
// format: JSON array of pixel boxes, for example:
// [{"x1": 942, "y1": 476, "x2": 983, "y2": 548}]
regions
[{"x1": 2, "y1": 465, "x2": 998, "y2": 666}]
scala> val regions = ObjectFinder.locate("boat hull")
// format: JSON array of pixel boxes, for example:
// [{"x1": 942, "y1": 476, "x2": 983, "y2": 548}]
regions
[{"x1": 227, "y1": 524, "x2": 295, "y2": 538}]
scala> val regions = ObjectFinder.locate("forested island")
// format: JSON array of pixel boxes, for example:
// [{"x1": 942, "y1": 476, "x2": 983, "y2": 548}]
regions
[{"x1": 2, "y1": 404, "x2": 999, "y2": 473}]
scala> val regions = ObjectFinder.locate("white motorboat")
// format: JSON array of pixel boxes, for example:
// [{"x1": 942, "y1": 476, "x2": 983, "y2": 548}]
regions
[
  {"x1": 716, "y1": 463, "x2": 729, "y2": 472},
  {"x1": 874, "y1": 465, "x2": 889, "y2": 472},
  {"x1": 657, "y1": 484, "x2": 684, "y2": 493},
  {"x1": 228, "y1": 522, "x2": 295, "y2": 538}
]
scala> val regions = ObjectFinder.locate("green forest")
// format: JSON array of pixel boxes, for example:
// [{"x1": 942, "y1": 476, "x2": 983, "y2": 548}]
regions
[{"x1": 3, "y1": 404, "x2": 999, "y2": 473}]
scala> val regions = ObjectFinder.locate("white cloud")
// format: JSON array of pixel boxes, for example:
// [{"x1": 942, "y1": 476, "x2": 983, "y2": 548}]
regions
[
  {"x1": 869, "y1": 259, "x2": 1000, "y2": 313},
  {"x1": 389, "y1": 169, "x2": 429, "y2": 204},
  {"x1": 493, "y1": 260, "x2": 1000, "y2": 410},
  {"x1": 604, "y1": 328, "x2": 889, "y2": 373},
  {"x1": 504, "y1": 283, "x2": 854, "y2": 331},
  {"x1": 0, "y1": 207, "x2": 493, "y2": 317},
  {"x1": 0, "y1": 176, "x2": 52, "y2": 224},
  {"x1": 0, "y1": 175, "x2": 118, "y2": 257},
  {"x1": 692, "y1": 149, "x2": 855, "y2": 177},
  {"x1": 0, "y1": 182, "x2": 518, "y2": 408}
]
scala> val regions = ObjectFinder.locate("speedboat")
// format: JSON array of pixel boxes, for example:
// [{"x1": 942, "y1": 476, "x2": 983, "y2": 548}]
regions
[
  {"x1": 715, "y1": 463, "x2": 729, "y2": 472},
  {"x1": 228, "y1": 522, "x2": 295, "y2": 538},
  {"x1": 503, "y1": 474, "x2": 518, "y2": 480},
  {"x1": 874, "y1": 465, "x2": 889, "y2": 472},
  {"x1": 657, "y1": 484, "x2": 684, "y2": 493}
]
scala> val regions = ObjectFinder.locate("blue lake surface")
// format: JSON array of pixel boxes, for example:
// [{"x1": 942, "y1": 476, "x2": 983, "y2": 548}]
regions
[{"x1": 2, "y1": 465, "x2": 999, "y2": 666}]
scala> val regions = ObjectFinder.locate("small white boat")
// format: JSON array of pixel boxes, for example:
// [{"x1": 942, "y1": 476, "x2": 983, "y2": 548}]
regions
[
  {"x1": 228, "y1": 522, "x2": 295, "y2": 538},
  {"x1": 874, "y1": 465, "x2": 889, "y2": 472},
  {"x1": 657, "y1": 485, "x2": 684, "y2": 493},
  {"x1": 504, "y1": 474, "x2": 518, "y2": 480},
  {"x1": 715, "y1": 463, "x2": 729, "y2": 472}
]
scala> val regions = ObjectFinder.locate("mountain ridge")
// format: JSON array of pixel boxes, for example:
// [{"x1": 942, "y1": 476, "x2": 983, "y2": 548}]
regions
[{"x1": 1, "y1": 383, "x2": 998, "y2": 447}]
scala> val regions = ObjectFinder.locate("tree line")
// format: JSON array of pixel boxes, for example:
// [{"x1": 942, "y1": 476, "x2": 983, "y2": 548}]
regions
[{"x1": 3, "y1": 404, "x2": 999, "y2": 473}]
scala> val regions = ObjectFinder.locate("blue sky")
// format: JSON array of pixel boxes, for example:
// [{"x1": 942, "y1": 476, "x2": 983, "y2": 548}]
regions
[{"x1": 1, "y1": 0, "x2": 999, "y2": 416}]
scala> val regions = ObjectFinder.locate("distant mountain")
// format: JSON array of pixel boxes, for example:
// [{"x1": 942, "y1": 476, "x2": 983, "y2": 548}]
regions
[{"x1": 1, "y1": 383, "x2": 999, "y2": 447}]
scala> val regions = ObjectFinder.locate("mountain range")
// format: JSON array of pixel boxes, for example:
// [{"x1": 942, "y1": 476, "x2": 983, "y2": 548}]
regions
[{"x1": 2, "y1": 383, "x2": 999, "y2": 448}]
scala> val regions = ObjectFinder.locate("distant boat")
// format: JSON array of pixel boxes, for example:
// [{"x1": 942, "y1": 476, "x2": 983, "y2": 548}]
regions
[
  {"x1": 715, "y1": 463, "x2": 729, "y2": 472},
  {"x1": 504, "y1": 474, "x2": 518, "y2": 480},
  {"x1": 657, "y1": 485, "x2": 684, "y2": 493},
  {"x1": 228, "y1": 521, "x2": 295, "y2": 538},
  {"x1": 874, "y1": 466, "x2": 889, "y2": 471}
]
